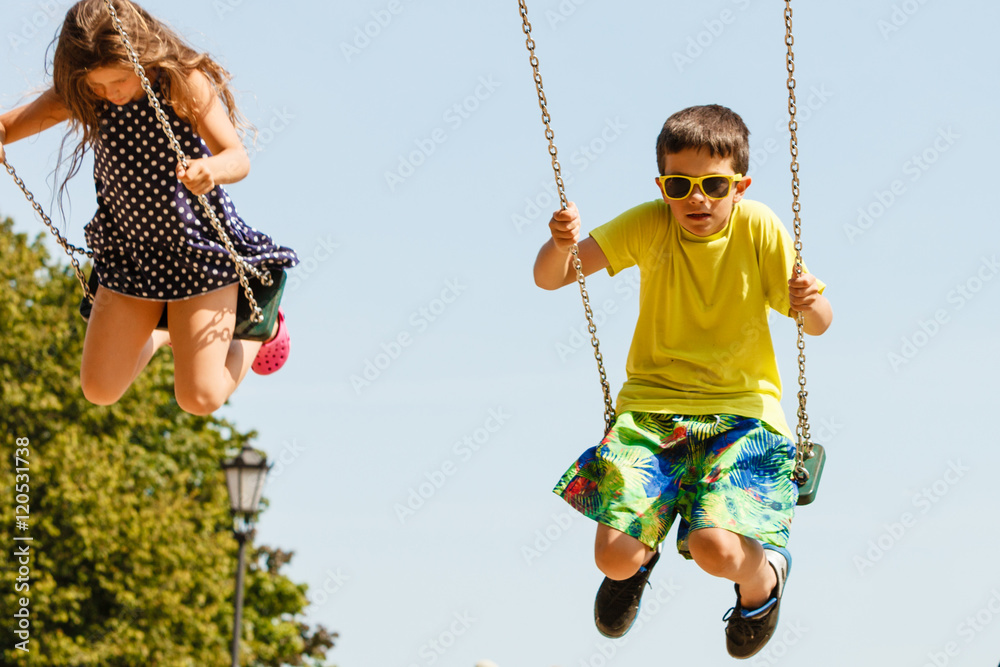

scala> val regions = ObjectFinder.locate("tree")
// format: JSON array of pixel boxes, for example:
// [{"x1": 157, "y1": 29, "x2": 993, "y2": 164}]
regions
[{"x1": 0, "y1": 217, "x2": 335, "y2": 666}]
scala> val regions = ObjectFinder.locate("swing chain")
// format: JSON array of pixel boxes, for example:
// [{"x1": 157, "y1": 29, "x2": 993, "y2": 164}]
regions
[
  {"x1": 518, "y1": 0, "x2": 615, "y2": 435},
  {"x1": 785, "y1": 1, "x2": 814, "y2": 483},
  {"x1": 517, "y1": 1, "x2": 568, "y2": 212},
  {"x1": 103, "y1": 0, "x2": 270, "y2": 324},
  {"x1": 4, "y1": 161, "x2": 93, "y2": 301}
]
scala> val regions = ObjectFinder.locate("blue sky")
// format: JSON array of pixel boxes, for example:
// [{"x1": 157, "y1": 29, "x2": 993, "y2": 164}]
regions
[{"x1": 3, "y1": 1, "x2": 1000, "y2": 666}]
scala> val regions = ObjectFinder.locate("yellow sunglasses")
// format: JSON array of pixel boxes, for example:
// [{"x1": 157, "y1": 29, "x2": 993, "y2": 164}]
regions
[{"x1": 655, "y1": 173, "x2": 743, "y2": 200}]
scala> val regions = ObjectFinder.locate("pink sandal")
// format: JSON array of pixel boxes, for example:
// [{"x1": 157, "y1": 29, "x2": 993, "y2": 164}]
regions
[{"x1": 252, "y1": 308, "x2": 290, "y2": 375}]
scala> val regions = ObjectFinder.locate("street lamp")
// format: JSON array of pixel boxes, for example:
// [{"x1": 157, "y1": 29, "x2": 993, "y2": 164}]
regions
[{"x1": 221, "y1": 444, "x2": 270, "y2": 667}]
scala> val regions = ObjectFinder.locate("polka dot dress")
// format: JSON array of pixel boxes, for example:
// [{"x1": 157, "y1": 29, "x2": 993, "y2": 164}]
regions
[{"x1": 83, "y1": 84, "x2": 298, "y2": 300}]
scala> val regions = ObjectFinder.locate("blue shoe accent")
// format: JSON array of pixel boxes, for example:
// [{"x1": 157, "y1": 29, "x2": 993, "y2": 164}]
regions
[
  {"x1": 724, "y1": 544, "x2": 792, "y2": 658},
  {"x1": 762, "y1": 543, "x2": 792, "y2": 578},
  {"x1": 741, "y1": 597, "x2": 776, "y2": 618}
]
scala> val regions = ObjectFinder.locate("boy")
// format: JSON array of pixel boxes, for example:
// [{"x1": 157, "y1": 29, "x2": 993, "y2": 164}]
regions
[{"x1": 533, "y1": 105, "x2": 832, "y2": 658}]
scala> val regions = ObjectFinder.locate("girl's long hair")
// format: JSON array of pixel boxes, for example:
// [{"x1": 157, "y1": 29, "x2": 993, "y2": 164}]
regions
[{"x1": 50, "y1": 0, "x2": 252, "y2": 207}]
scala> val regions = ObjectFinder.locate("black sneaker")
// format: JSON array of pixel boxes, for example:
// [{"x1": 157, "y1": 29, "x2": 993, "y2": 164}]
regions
[
  {"x1": 594, "y1": 550, "x2": 660, "y2": 638},
  {"x1": 723, "y1": 544, "x2": 792, "y2": 659}
]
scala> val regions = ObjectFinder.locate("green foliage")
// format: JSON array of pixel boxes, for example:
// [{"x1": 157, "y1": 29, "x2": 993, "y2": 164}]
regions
[{"x1": 0, "y1": 218, "x2": 335, "y2": 666}]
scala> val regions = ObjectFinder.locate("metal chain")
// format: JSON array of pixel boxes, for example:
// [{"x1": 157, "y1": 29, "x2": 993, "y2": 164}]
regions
[
  {"x1": 103, "y1": 0, "x2": 270, "y2": 323},
  {"x1": 4, "y1": 161, "x2": 93, "y2": 300},
  {"x1": 518, "y1": 0, "x2": 615, "y2": 435},
  {"x1": 785, "y1": 1, "x2": 814, "y2": 483}
]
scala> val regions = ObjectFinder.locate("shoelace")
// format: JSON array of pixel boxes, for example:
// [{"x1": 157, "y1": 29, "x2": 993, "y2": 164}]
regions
[
  {"x1": 724, "y1": 609, "x2": 763, "y2": 641},
  {"x1": 604, "y1": 571, "x2": 651, "y2": 599},
  {"x1": 722, "y1": 599, "x2": 774, "y2": 642}
]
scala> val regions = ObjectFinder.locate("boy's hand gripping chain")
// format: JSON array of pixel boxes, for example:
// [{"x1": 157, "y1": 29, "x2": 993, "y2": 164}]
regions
[
  {"x1": 785, "y1": 1, "x2": 820, "y2": 490},
  {"x1": 518, "y1": 0, "x2": 616, "y2": 436},
  {"x1": 103, "y1": 0, "x2": 271, "y2": 324}
]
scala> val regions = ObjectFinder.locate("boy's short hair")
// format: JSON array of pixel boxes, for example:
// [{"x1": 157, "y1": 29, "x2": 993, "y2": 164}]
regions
[{"x1": 656, "y1": 105, "x2": 750, "y2": 176}]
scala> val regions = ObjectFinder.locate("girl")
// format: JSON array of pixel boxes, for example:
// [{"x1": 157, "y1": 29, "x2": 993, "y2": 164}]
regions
[{"x1": 0, "y1": 0, "x2": 298, "y2": 415}]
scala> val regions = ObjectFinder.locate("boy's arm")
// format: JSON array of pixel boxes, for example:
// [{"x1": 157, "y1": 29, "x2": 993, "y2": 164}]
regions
[
  {"x1": 0, "y1": 88, "x2": 71, "y2": 163},
  {"x1": 789, "y1": 271, "x2": 832, "y2": 335},
  {"x1": 534, "y1": 201, "x2": 610, "y2": 290}
]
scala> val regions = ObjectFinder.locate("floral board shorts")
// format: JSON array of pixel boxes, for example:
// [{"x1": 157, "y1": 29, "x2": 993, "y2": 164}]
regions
[{"x1": 553, "y1": 412, "x2": 799, "y2": 557}]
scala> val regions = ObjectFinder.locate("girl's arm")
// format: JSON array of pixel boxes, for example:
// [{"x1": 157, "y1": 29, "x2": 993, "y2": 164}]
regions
[
  {"x1": 176, "y1": 70, "x2": 249, "y2": 195},
  {"x1": 0, "y1": 88, "x2": 71, "y2": 162}
]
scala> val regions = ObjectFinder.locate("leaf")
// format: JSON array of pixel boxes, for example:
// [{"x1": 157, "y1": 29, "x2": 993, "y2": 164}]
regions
[{"x1": 0, "y1": 218, "x2": 336, "y2": 666}]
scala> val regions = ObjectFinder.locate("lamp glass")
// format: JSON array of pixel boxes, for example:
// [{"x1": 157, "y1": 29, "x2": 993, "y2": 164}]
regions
[{"x1": 222, "y1": 447, "x2": 268, "y2": 515}]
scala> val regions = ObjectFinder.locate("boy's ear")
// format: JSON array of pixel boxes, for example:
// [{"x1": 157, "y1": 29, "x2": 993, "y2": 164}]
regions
[{"x1": 732, "y1": 176, "x2": 752, "y2": 203}]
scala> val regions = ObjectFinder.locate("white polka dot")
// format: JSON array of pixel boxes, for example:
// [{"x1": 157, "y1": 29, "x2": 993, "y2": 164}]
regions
[{"x1": 87, "y1": 87, "x2": 295, "y2": 299}]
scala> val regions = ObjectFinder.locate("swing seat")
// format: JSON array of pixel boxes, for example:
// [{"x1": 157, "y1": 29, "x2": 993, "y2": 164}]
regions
[
  {"x1": 794, "y1": 443, "x2": 826, "y2": 506},
  {"x1": 78, "y1": 267, "x2": 286, "y2": 342}
]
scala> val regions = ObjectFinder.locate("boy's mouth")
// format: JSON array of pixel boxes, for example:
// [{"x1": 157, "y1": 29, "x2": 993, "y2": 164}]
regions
[{"x1": 687, "y1": 212, "x2": 712, "y2": 222}]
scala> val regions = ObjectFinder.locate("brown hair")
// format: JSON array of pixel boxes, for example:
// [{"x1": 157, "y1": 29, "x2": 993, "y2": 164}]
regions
[
  {"x1": 50, "y1": 0, "x2": 251, "y2": 204},
  {"x1": 655, "y1": 105, "x2": 749, "y2": 175}
]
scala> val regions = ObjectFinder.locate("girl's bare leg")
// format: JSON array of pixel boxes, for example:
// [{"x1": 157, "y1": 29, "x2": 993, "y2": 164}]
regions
[
  {"x1": 80, "y1": 287, "x2": 166, "y2": 405},
  {"x1": 168, "y1": 284, "x2": 264, "y2": 415}
]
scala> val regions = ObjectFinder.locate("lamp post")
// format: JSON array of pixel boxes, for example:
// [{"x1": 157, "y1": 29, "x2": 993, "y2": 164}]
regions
[{"x1": 221, "y1": 444, "x2": 270, "y2": 667}]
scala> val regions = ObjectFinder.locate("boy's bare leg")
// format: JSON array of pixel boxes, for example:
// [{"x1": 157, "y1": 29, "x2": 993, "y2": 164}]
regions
[
  {"x1": 594, "y1": 523, "x2": 655, "y2": 580},
  {"x1": 687, "y1": 527, "x2": 777, "y2": 608},
  {"x1": 592, "y1": 523, "x2": 663, "y2": 638}
]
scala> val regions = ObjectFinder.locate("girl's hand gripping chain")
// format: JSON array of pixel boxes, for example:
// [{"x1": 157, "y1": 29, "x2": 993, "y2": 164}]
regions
[{"x1": 176, "y1": 158, "x2": 217, "y2": 196}]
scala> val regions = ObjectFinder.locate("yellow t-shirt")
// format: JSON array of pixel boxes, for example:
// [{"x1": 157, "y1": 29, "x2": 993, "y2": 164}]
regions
[{"x1": 590, "y1": 199, "x2": 825, "y2": 439}]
